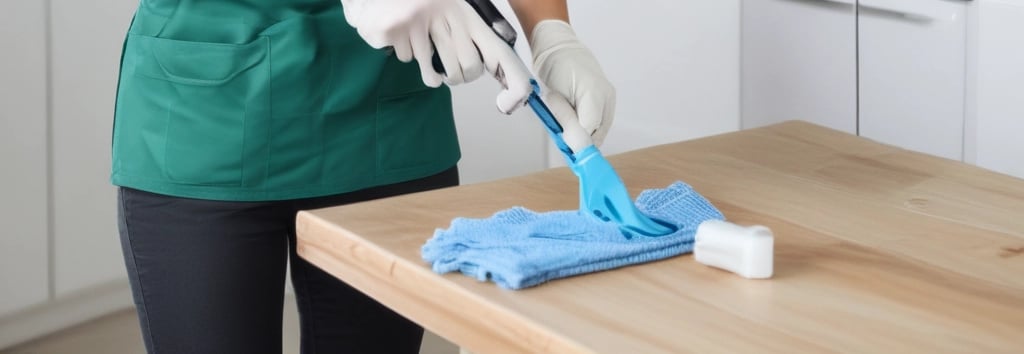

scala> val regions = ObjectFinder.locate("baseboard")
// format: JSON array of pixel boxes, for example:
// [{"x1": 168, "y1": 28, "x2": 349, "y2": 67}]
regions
[{"x1": 0, "y1": 280, "x2": 134, "y2": 349}]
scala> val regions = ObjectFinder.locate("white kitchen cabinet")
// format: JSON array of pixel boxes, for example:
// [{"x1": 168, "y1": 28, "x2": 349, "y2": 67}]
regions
[
  {"x1": 48, "y1": 0, "x2": 136, "y2": 297},
  {"x1": 0, "y1": 0, "x2": 52, "y2": 317},
  {"x1": 743, "y1": 0, "x2": 972, "y2": 162},
  {"x1": 965, "y1": 0, "x2": 1024, "y2": 179},
  {"x1": 0, "y1": 1, "x2": 138, "y2": 347},
  {"x1": 742, "y1": 0, "x2": 858, "y2": 134},
  {"x1": 858, "y1": 0, "x2": 968, "y2": 161}
]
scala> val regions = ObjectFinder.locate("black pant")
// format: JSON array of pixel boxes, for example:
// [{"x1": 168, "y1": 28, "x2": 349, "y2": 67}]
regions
[{"x1": 117, "y1": 167, "x2": 459, "y2": 354}]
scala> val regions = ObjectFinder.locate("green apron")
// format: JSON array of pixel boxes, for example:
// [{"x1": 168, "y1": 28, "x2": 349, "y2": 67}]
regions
[{"x1": 111, "y1": 0, "x2": 460, "y2": 201}]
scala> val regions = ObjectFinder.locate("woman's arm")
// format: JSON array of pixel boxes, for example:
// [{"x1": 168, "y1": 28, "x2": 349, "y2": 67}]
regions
[
  {"x1": 507, "y1": 0, "x2": 569, "y2": 42},
  {"x1": 505, "y1": 0, "x2": 615, "y2": 148}
]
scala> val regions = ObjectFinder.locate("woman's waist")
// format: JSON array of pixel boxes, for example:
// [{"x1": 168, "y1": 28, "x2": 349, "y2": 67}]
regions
[{"x1": 131, "y1": 0, "x2": 345, "y2": 44}]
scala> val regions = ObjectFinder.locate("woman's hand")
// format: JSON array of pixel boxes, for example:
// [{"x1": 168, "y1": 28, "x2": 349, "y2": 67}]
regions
[
  {"x1": 341, "y1": 0, "x2": 532, "y2": 113},
  {"x1": 530, "y1": 20, "x2": 615, "y2": 147}
]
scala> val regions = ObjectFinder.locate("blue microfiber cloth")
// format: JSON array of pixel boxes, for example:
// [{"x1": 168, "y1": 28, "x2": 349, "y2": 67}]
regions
[{"x1": 421, "y1": 181, "x2": 724, "y2": 289}]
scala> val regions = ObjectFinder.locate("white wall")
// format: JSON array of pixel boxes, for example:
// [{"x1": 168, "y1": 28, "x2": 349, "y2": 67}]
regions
[
  {"x1": 450, "y1": 0, "x2": 547, "y2": 183},
  {"x1": 453, "y1": 1, "x2": 740, "y2": 175},
  {"x1": 49, "y1": 0, "x2": 136, "y2": 298},
  {"x1": 568, "y1": 1, "x2": 740, "y2": 157},
  {"x1": 451, "y1": 1, "x2": 549, "y2": 184},
  {"x1": 0, "y1": 0, "x2": 51, "y2": 317}
]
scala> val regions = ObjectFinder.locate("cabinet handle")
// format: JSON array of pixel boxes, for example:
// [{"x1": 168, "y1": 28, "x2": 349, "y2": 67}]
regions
[
  {"x1": 858, "y1": 0, "x2": 956, "y2": 21},
  {"x1": 813, "y1": 0, "x2": 855, "y2": 5}
]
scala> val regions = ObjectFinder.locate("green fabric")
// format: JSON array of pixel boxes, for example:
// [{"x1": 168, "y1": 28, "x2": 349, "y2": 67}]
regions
[{"x1": 111, "y1": 0, "x2": 461, "y2": 201}]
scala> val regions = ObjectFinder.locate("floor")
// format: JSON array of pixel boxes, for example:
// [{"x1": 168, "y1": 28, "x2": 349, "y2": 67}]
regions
[{"x1": 5, "y1": 296, "x2": 458, "y2": 354}]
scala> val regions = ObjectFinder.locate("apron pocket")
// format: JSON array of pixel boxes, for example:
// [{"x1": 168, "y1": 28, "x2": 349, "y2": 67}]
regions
[
  {"x1": 128, "y1": 34, "x2": 270, "y2": 186},
  {"x1": 375, "y1": 88, "x2": 458, "y2": 174}
]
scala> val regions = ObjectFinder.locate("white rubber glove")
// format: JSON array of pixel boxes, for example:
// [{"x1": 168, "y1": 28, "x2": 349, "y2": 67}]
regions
[
  {"x1": 531, "y1": 20, "x2": 615, "y2": 147},
  {"x1": 341, "y1": 0, "x2": 532, "y2": 113}
]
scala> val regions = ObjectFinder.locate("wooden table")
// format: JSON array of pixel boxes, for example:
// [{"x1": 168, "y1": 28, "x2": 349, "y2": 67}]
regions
[{"x1": 295, "y1": 121, "x2": 1024, "y2": 353}]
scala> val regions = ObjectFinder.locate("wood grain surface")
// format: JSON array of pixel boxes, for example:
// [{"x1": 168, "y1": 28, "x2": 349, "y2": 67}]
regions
[{"x1": 296, "y1": 121, "x2": 1024, "y2": 353}]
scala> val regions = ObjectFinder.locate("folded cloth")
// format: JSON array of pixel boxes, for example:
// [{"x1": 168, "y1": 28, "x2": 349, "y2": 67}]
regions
[{"x1": 421, "y1": 181, "x2": 724, "y2": 289}]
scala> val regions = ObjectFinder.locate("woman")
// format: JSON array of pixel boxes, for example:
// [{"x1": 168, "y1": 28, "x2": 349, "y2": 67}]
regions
[{"x1": 112, "y1": 0, "x2": 614, "y2": 352}]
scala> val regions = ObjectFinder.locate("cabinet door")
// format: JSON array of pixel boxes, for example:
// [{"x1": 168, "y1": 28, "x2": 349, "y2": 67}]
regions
[
  {"x1": 0, "y1": 0, "x2": 51, "y2": 317},
  {"x1": 50, "y1": 0, "x2": 136, "y2": 296},
  {"x1": 742, "y1": 0, "x2": 858, "y2": 133},
  {"x1": 967, "y1": 0, "x2": 1024, "y2": 179},
  {"x1": 858, "y1": 0, "x2": 968, "y2": 161}
]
